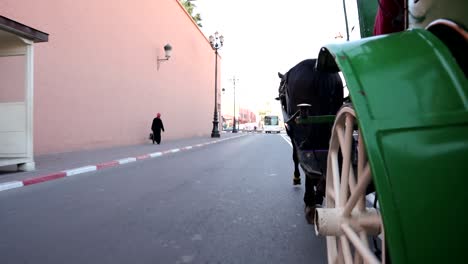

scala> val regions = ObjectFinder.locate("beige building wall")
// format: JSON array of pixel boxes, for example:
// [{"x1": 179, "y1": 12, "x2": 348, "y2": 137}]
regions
[{"x1": 0, "y1": 0, "x2": 220, "y2": 154}]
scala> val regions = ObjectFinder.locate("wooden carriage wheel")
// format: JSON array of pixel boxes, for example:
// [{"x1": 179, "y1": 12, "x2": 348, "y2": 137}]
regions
[{"x1": 315, "y1": 105, "x2": 385, "y2": 264}]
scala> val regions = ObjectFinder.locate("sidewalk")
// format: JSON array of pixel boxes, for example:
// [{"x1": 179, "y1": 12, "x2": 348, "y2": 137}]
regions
[{"x1": 0, "y1": 133, "x2": 245, "y2": 191}]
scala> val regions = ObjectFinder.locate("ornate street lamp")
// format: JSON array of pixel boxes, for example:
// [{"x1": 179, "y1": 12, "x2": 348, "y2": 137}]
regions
[
  {"x1": 209, "y1": 31, "x2": 224, "y2": 138},
  {"x1": 229, "y1": 76, "x2": 238, "y2": 133}
]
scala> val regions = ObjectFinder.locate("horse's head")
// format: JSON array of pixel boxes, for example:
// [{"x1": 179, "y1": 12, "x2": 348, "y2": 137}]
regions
[
  {"x1": 278, "y1": 71, "x2": 285, "y2": 87},
  {"x1": 276, "y1": 72, "x2": 288, "y2": 111},
  {"x1": 276, "y1": 72, "x2": 286, "y2": 99}
]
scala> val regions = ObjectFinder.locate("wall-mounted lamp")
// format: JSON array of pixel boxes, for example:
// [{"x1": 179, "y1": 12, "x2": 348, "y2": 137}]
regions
[{"x1": 157, "y1": 44, "x2": 173, "y2": 70}]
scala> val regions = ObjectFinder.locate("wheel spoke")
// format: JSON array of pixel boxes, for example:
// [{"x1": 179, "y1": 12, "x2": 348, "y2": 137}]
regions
[
  {"x1": 340, "y1": 236, "x2": 354, "y2": 264},
  {"x1": 349, "y1": 163, "x2": 356, "y2": 191},
  {"x1": 356, "y1": 231, "x2": 370, "y2": 263},
  {"x1": 358, "y1": 213, "x2": 382, "y2": 230},
  {"x1": 343, "y1": 164, "x2": 371, "y2": 216},
  {"x1": 337, "y1": 238, "x2": 345, "y2": 264},
  {"x1": 327, "y1": 237, "x2": 339, "y2": 264},
  {"x1": 359, "y1": 231, "x2": 370, "y2": 250},
  {"x1": 326, "y1": 237, "x2": 338, "y2": 264},
  {"x1": 357, "y1": 132, "x2": 367, "y2": 212},
  {"x1": 327, "y1": 188, "x2": 336, "y2": 202},
  {"x1": 358, "y1": 132, "x2": 365, "y2": 180},
  {"x1": 326, "y1": 151, "x2": 334, "y2": 207},
  {"x1": 349, "y1": 164, "x2": 366, "y2": 212},
  {"x1": 352, "y1": 231, "x2": 369, "y2": 264},
  {"x1": 336, "y1": 122, "x2": 345, "y2": 149},
  {"x1": 341, "y1": 223, "x2": 380, "y2": 264},
  {"x1": 339, "y1": 114, "x2": 354, "y2": 206},
  {"x1": 353, "y1": 250, "x2": 362, "y2": 264},
  {"x1": 357, "y1": 132, "x2": 369, "y2": 212},
  {"x1": 331, "y1": 152, "x2": 341, "y2": 206}
]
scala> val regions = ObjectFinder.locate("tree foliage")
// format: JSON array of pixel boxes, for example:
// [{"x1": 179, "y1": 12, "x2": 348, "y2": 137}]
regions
[{"x1": 180, "y1": 0, "x2": 203, "y2": 27}]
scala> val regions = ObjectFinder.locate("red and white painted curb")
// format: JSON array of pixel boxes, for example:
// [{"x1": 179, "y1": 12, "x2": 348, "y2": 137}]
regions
[{"x1": 0, "y1": 135, "x2": 245, "y2": 193}]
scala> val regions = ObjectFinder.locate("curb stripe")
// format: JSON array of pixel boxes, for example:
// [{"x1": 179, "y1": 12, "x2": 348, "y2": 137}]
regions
[
  {"x1": 137, "y1": 154, "x2": 150, "y2": 160},
  {"x1": 96, "y1": 161, "x2": 119, "y2": 170},
  {"x1": 0, "y1": 181, "x2": 24, "y2": 191},
  {"x1": 117, "y1": 158, "x2": 137, "y2": 164},
  {"x1": 64, "y1": 166, "x2": 97, "y2": 176},
  {"x1": 183, "y1": 146, "x2": 193, "y2": 150},
  {"x1": 149, "y1": 152, "x2": 162, "y2": 158},
  {"x1": 23, "y1": 172, "x2": 66, "y2": 186},
  {"x1": 162, "y1": 148, "x2": 180, "y2": 154}
]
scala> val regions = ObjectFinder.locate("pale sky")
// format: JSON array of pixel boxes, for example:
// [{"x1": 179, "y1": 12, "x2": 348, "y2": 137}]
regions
[{"x1": 193, "y1": 0, "x2": 361, "y2": 117}]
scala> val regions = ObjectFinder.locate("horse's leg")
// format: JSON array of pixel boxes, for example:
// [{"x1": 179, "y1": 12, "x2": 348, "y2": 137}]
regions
[
  {"x1": 314, "y1": 151, "x2": 327, "y2": 206},
  {"x1": 303, "y1": 174, "x2": 317, "y2": 224},
  {"x1": 292, "y1": 140, "x2": 301, "y2": 185},
  {"x1": 286, "y1": 127, "x2": 301, "y2": 185},
  {"x1": 303, "y1": 175, "x2": 316, "y2": 206},
  {"x1": 315, "y1": 176, "x2": 325, "y2": 206}
]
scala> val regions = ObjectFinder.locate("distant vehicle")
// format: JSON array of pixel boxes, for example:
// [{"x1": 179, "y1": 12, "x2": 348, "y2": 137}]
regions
[
  {"x1": 243, "y1": 122, "x2": 258, "y2": 131},
  {"x1": 263, "y1": 115, "x2": 280, "y2": 133}
]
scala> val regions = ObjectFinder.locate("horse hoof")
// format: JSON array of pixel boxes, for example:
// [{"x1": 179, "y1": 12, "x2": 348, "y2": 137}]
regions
[
  {"x1": 304, "y1": 205, "x2": 315, "y2": 225},
  {"x1": 293, "y1": 176, "x2": 301, "y2": 185}
]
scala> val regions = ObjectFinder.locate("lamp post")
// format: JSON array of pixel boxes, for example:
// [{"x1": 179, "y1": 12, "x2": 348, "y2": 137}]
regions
[
  {"x1": 342, "y1": 0, "x2": 350, "y2": 41},
  {"x1": 229, "y1": 76, "x2": 239, "y2": 133},
  {"x1": 209, "y1": 31, "x2": 224, "y2": 138}
]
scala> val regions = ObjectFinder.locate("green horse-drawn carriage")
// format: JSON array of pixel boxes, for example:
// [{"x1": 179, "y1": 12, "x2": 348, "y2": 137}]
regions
[{"x1": 294, "y1": 1, "x2": 467, "y2": 263}]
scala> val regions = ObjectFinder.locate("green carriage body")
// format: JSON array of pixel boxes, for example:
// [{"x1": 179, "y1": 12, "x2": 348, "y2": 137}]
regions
[
  {"x1": 304, "y1": 1, "x2": 468, "y2": 263},
  {"x1": 318, "y1": 28, "x2": 467, "y2": 263}
]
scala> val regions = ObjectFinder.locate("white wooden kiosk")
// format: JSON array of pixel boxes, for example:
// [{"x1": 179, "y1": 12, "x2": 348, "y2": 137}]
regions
[{"x1": 0, "y1": 16, "x2": 48, "y2": 171}]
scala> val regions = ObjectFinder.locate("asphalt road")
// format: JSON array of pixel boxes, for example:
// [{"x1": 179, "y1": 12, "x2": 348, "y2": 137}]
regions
[{"x1": 0, "y1": 133, "x2": 327, "y2": 264}]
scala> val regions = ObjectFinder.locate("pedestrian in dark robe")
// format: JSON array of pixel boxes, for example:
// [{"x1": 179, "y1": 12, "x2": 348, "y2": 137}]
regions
[{"x1": 151, "y1": 113, "x2": 165, "y2": 144}]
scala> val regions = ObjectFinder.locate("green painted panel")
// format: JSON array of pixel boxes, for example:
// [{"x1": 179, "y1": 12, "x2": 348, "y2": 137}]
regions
[
  {"x1": 357, "y1": 0, "x2": 378, "y2": 38},
  {"x1": 379, "y1": 125, "x2": 468, "y2": 263}
]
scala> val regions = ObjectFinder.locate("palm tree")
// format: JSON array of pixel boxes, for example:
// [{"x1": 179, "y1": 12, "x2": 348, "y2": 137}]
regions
[{"x1": 180, "y1": 0, "x2": 203, "y2": 27}]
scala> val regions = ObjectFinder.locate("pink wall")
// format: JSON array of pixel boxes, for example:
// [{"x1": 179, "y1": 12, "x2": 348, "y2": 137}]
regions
[{"x1": 0, "y1": 0, "x2": 221, "y2": 154}]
